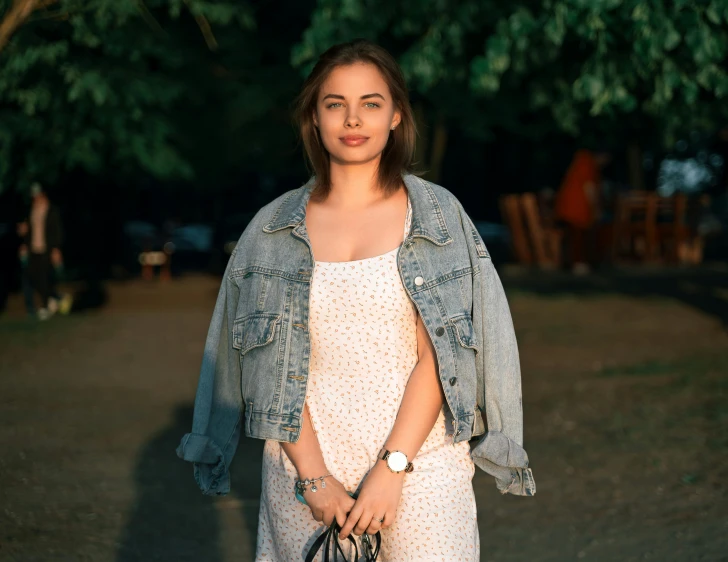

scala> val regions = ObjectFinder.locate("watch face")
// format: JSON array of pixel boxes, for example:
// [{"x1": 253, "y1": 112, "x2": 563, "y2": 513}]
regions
[{"x1": 387, "y1": 451, "x2": 408, "y2": 472}]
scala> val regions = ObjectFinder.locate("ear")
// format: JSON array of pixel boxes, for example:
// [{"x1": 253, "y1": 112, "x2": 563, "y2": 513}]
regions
[
  {"x1": 312, "y1": 110, "x2": 319, "y2": 128},
  {"x1": 390, "y1": 109, "x2": 401, "y2": 130}
]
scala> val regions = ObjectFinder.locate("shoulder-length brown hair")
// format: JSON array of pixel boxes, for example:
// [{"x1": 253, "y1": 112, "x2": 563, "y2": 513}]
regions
[{"x1": 293, "y1": 39, "x2": 417, "y2": 199}]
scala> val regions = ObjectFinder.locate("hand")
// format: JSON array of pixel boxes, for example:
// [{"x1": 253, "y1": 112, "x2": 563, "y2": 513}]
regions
[
  {"x1": 339, "y1": 459, "x2": 404, "y2": 540},
  {"x1": 303, "y1": 474, "x2": 356, "y2": 529},
  {"x1": 50, "y1": 248, "x2": 63, "y2": 268}
]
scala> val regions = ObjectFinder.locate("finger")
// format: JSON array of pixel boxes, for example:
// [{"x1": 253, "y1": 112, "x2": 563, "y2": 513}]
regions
[
  {"x1": 381, "y1": 510, "x2": 395, "y2": 529},
  {"x1": 344, "y1": 494, "x2": 356, "y2": 512},
  {"x1": 339, "y1": 503, "x2": 364, "y2": 539},
  {"x1": 365, "y1": 514, "x2": 384, "y2": 536},
  {"x1": 353, "y1": 509, "x2": 374, "y2": 536},
  {"x1": 335, "y1": 508, "x2": 347, "y2": 528}
]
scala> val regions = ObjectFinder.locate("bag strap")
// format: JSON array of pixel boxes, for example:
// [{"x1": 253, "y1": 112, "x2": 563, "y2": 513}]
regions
[
  {"x1": 303, "y1": 490, "x2": 381, "y2": 561},
  {"x1": 304, "y1": 519, "x2": 364, "y2": 562}
]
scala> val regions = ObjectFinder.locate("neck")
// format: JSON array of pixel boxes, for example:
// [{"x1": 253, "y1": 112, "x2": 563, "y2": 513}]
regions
[{"x1": 327, "y1": 157, "x2": 384, "y2": 208}]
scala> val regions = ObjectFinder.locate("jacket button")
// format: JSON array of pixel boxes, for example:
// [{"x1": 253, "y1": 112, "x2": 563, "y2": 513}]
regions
[
  {"x1": 449, "y1": 376, "x2": 457, "y2": 386},
  {"x1": 435, "y1": 326, "x2": 445, "y2": 336},
  {"x1": 414, "y1": 276, "x2": 424, "y2": 286}
]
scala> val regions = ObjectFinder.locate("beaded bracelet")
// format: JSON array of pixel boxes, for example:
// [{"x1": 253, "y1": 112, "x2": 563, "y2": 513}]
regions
[{"x1": 294, "y1": 473, "x2": 332, "y2": 506}]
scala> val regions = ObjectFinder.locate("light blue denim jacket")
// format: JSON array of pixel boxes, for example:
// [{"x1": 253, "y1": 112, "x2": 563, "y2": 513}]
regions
[{"x1": 176, "y1": 173, "x2": 536, "y2": 497}]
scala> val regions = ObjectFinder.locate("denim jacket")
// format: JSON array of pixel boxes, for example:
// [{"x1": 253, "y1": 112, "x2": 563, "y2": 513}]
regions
[{"x1": 176, "y1": 173, "x2": 536, "y2": 497}]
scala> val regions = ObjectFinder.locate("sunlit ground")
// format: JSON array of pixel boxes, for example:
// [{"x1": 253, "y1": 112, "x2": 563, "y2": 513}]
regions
[{"x1": 1, "y1": 270, "x2": 726, "y2": 561}]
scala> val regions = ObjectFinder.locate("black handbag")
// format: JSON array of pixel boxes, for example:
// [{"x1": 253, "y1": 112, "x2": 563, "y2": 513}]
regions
[{"x1": 304, "y1": 491, "x2": 381, "y2": 561}]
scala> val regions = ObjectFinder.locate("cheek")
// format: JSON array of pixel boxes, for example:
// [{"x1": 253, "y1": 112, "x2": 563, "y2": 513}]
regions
[
  {"x1": 318, "y1": 115, "x2": 338, "y2": 137},
  {"x1": 364, "y1": 109, "x2": 394, "y2": 133},
  {"x1": 317, "y1": 120, "x2": 341, "y2": 152}
]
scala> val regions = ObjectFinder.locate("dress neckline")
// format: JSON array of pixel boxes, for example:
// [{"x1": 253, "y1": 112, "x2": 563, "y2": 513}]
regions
[
  {"x1": 313, "y1": 195, "x2": 411, "y2": 265},
  {"x1": 315, "y1": 244, "x2": 401, "y2": 265}
]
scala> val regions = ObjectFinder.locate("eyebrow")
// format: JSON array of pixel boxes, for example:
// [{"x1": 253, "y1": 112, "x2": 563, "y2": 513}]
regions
[{"x1": 322, "y1": 93, "x2": 386, "y2": 101}]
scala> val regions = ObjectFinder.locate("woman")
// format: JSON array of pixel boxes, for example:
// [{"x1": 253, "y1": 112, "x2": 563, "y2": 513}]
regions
[{"x1": 177, "y1": 40, "x2": 534, "y2": 561}]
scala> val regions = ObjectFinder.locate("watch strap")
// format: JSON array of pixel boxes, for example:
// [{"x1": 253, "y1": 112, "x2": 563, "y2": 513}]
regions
[{"x1": 378, "y1": 447, "x2": 414, "y2": 473}]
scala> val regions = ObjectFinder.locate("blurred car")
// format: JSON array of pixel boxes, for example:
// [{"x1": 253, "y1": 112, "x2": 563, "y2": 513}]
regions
[
  {"x1": 209, "y1": 212, "x2": 256, "y2": 275},
  {"x1": 472, "y1": 220, "x2": 510, "y2": 264},
  {"x1": 168, "y1": 223, "x2": 214, "y2": 272},
  {"x1": 121, "y1": 220, "x2": 214, "y2": 276}
]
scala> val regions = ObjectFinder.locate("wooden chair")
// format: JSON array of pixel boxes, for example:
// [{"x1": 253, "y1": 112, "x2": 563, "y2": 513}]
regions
[
  {"x1": 520, "y1": 193, "x2": 562, "y2": 269},
  {"x1": 655, "y1": 193, "x2": 689, "y2": 263},
  {"x1": 499, "y1": 194, "x2": 533, "y2": 265},
  {"x1": 499, "y1": 193, "x2": 562, "y2": 269},
  {"x1": 611, "y1": 191, "x2": 659, "y2": 263},
  {"x1": 612, "y1": 191, "x2": 702, "y2": 265}
]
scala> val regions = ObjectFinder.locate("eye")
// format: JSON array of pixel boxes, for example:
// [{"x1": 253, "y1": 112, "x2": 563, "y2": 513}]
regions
[
  {"x1": 326, "y1": 102, "x2": 343, "y2": 109},
  {"x1": 364, "y1": 102, "x2": 380, "y2": 108}
]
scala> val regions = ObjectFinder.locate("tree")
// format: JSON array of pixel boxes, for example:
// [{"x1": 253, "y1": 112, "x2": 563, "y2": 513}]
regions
[
  {"x1": 293, "y1": 0, "x2": 728, "y2": 181},
  {"x1": 0, "y1": 0, "x2": 255, "y2": 192}
]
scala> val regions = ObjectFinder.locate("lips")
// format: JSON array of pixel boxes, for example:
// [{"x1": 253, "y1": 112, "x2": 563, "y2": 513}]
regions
[{"x1": 340, "y1": 135, "x2": 369, "y2": 147}]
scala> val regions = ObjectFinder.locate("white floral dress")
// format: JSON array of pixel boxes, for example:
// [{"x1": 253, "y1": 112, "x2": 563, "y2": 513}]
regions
[{"x1": 255, "y1": 195, "x2": 480, "y2": 561}]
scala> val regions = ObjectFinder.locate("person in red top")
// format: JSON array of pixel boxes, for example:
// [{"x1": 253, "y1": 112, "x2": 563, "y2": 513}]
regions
[{"x1": 554, "y1": 148, "x2": 611, "y2": 274}]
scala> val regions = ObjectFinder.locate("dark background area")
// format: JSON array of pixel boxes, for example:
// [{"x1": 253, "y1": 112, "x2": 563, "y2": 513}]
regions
[{"x1": 2, "y1": 0, "x2": 727, "y2": 294}]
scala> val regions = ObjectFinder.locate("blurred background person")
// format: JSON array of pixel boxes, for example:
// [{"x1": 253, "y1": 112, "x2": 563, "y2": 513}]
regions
[
  {"x1": 554, "y1": 147, "x2": 612, "y2": 274},
  {"x1": 18, "y1": 182, "x2": 71, "y2": 320},
  {"x1": 16, "y1": 220, "x2": 38, "y2": 317}
]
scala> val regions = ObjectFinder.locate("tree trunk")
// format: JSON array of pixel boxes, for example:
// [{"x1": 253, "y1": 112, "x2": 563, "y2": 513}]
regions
[
  {"x1": 626, "y1": 142, "x2": 644, "y2": 191},
  {"x1": 412, "y1": 103, "x2": 448, "y2": 184}
]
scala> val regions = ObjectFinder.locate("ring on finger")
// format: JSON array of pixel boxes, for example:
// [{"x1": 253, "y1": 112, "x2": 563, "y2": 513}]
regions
[{"x1": 375, "y1": 516, "x2": 384, "y2": 523}]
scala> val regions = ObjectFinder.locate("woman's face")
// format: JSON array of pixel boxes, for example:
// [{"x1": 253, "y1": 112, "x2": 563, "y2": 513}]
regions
[{"x1": 313, "y1": 62, "x2": 401, "y2": 167}]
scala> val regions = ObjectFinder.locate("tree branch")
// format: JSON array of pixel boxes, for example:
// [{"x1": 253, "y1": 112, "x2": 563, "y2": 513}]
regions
[
  {"x1": 135, "y1": 0, "x2": 167, "y2": 37},
  {"x1": 0, "y1": 0, "x2": 57, "y2": 52},
  {"x1": 183, "y1": 0, "x2": 217, "y2": 51}
]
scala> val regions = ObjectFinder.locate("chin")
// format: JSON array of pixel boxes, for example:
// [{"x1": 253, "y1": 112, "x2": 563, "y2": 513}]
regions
[{"x1": 328, "y1": 149, "x2": 385, "y2": 167}]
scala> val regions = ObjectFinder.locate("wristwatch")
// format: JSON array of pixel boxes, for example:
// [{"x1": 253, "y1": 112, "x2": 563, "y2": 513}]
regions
[{"x1": 378, "y1": 447, "x2": 414, "y2": 473}]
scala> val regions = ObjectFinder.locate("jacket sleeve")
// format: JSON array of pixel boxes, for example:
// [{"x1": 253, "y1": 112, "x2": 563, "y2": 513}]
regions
[
  {"x1": 457, "y1": 202, "x2": 536, "y2": 496},
  {"x1": 176, "y1": 248, "x2": 243, "y2": 496}
]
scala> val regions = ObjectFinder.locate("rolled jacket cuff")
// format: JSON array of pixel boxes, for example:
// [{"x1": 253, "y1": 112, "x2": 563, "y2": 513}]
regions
[
  {"x1": 176, "y1": 433, "x2": 230, "y2": 496},
  {"x1": 495, "y1": 467, "x2": 536, "y2": 496},
  {"x1": 470, "y1": 430, "x2": 536, "y2": 496}
]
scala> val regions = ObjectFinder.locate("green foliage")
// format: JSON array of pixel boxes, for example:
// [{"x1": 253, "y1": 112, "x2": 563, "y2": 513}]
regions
[
  {"x1": 294, "y1": 0, "x2": 728, "y2": 141},
  {"x1": 0, "y1": 0, "x2": 255, "y2": 192},
  {"x1": 3, "y1": 0, "x2": 728, "y2": 194}
]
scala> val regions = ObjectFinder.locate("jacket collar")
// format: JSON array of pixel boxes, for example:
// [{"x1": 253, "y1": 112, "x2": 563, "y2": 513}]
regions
[{"x1": 262, "y1": 173, "x2": 452, "y2": 246}]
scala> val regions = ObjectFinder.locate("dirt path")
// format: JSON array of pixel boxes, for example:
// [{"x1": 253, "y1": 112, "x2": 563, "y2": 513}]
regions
[{"x1": 1, "y1": 273, "x2": 726, "y2": 561}]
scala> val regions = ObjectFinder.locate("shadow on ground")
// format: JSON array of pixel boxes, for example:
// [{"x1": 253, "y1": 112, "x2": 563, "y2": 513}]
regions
[
  {"x1": 114, "y1": 405, "x2": 224, "y2": 561},
  {"x1": 501, "y1": 265, "x2": 728, "y2": 327},
  {"x1": 115, "y1": 405, "x2": 263, "y2": 561}
]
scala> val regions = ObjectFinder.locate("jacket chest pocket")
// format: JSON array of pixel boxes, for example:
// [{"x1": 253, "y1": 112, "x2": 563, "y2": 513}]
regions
[
  {"x1": 449, "y1": 313, "x2": 480, "y2": 354},
  {"x1": 233, "y1": 312, "x2": 283, "y2": 412},
  {"x1": 233, "y1": 312, "x2": 281, "y2": 355}
]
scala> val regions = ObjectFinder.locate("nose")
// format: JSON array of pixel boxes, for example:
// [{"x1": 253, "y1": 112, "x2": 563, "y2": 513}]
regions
[{"x1": 344, "y1": 107, "x2": 361, "y2": 128}]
